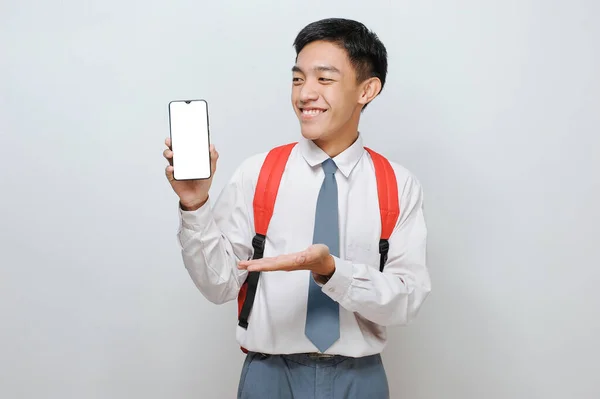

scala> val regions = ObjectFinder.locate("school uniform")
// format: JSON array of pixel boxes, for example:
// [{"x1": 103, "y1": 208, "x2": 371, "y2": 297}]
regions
[{"x1": 177, "y1": 134, "x2": 431, "y2": 398}]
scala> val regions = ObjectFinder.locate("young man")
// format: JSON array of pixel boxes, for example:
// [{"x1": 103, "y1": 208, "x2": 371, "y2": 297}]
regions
[{"x1": 164, "y1": 18, "x2": 431, "y2": 399}]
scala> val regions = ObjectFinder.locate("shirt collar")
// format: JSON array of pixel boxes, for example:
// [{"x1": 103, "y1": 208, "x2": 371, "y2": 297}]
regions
[{"x1": 298, "y1": 133, "x2": 365, "y2": 178}]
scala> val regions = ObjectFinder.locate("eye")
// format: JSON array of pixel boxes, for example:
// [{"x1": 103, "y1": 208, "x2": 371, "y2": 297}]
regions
[
  {"x1": 292, "y1": 77, "x2": 303, "y2": 85},
  {"x1": 319, "y1": 78, "x2": 333, "y2": 83}
]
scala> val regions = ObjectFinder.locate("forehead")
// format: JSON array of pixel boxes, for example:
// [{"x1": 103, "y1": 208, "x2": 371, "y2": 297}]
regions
[{"x1": 295, "y1": 40, "x2": 353, "y2": 74}]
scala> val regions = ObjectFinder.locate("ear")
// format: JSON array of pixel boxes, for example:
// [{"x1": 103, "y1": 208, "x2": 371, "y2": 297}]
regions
[{"x1": 357, "y1": 77, "x2": 382, "y2": 106}]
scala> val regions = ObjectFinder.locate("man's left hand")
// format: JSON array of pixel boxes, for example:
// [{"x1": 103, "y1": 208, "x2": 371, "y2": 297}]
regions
[{"x1": 238, "y1": 244, "x2": 336, "y2": 277}]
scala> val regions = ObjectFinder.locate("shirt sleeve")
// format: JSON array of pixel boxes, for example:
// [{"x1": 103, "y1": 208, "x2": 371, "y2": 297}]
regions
[
  {"x1": 321, "y1": 174, "x2": 431, "y2": 327},
  {"x1": 176, "y1": 163, "x2": 256, "y2": 305}
]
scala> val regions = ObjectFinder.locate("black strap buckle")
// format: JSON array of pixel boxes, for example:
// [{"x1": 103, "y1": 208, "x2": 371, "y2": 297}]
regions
[
  {"x1": 252, "y1": 234, "x2": 266, "y2": 259},
  {"x1": 378, "y1": 239, "x2": 389, "y2": 272},
  {"x1": 238, "y1": 233, "x2": 266, "y2": 328},
  {"x1": 379, "y1": 239, "x2": 389, "y2": 254}
]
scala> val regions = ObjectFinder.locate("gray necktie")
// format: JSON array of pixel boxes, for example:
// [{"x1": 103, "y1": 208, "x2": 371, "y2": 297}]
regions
[{"x1": 305, "y1": 158, "x2": 340, "y2": 352}]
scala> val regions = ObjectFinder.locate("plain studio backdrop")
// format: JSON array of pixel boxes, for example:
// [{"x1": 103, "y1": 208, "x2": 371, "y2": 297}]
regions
[{"x1": 1, "y1": 0, "x2": 599, "y2": 398}]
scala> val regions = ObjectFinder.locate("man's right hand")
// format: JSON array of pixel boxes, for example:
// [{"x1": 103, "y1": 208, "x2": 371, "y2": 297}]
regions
[{"x1": 163, "y1": 137, "x2": 219, "y2": 211}]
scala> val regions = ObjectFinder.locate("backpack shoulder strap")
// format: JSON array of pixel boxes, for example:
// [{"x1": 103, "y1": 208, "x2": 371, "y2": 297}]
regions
[
  {"x1": 253, "y1": 142, "x2": 298, "y2": 238},
  {"x1": 238, "y1": 142, "x2": 297, "y2": 330},
  {"x1": 364, "y1": 147, "x2": 400, "y2": 272}
]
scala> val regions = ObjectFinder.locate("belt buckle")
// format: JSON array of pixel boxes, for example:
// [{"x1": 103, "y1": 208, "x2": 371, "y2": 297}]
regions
[{"x1": 307, "y1": 352, "x2": 335, "y2": 360}]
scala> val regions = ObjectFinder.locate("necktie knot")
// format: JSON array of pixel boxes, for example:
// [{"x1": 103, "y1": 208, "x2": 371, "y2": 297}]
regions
[{"x1": 322, "y1": 158, "x2": 337, "y2": 175}]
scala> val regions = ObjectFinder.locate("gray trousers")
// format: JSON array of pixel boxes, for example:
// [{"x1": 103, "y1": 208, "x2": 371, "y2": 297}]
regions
[{"x1": 237, "y1": 352, "x2": 389, "y2": 399}]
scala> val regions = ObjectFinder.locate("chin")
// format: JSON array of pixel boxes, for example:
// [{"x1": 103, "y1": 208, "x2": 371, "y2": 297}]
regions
[
  {"x1": 295, "y1": 107, "x2": 330, "y2": 140},
  {"x1": 300, "y1": 123, "x2": 334, "y2": 142},
  {"x1": 300, "y1": 128, "x2": 324, "y2": 141}
]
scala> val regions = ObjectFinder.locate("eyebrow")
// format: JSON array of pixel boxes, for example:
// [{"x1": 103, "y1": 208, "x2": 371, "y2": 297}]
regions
[{"x1": 292, "y1": 65, "x2": 341, "y2": 74}]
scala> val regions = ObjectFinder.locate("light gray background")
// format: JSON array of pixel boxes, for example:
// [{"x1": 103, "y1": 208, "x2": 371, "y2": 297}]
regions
[{"x1": 2, "y1": 0, "x2": 599, "y2": 398}]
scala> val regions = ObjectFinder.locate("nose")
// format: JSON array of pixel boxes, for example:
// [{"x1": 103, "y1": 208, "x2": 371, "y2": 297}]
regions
[{"x1": 299, "y1": 80, "x2": 319, "y2": 103}]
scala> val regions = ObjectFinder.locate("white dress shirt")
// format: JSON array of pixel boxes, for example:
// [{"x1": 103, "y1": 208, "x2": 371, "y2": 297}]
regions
[{"x1": 177, "y1": 134, "x2": 431, "y2": 357}]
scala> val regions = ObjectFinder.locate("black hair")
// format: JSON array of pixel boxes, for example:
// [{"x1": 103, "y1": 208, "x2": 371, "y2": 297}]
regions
[{"x1": 293, "y1": 18, "x2": 388, "y2": 107}]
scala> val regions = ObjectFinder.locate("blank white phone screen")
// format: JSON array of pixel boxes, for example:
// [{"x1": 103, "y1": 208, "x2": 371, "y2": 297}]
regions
[{"x1": 169, "y1": 100, "x2": 211, "y2": 180}]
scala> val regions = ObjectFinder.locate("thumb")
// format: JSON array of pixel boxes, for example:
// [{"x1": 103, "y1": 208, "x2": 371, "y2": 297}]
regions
[
  {"x1": 210, "y1": 144, "x2": 219, "y2": 174},
  {"x1": 303, "y1": 245, "x2": 324, "y2": 263}
]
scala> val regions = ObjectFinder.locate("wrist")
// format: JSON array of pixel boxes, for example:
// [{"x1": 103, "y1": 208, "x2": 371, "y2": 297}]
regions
[
  {"x1": 312, "y1": 257, "x2": 335, "y2": 286},
  {"x1": 320, "y1": 255, "x2": 336, "y2": 278},
  {"x1": 180, "y1": 195, "x2": 208, "y2": 211}
]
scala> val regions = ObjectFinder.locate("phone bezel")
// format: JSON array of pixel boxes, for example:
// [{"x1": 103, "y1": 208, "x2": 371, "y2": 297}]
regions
[{"x1": 168, "y1": 99, "x2": 212, "y2": 181}]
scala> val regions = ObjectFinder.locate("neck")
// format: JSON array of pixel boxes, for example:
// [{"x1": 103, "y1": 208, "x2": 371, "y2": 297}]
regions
[
  {"x1": 314, "y1": 130, "x2": 358, "y2": 158},
  {"x1": 313, "y1": 112, "x2": 361, "y2": 157}
]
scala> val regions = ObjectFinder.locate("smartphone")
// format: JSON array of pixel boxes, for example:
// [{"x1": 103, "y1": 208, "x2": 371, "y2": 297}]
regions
[{"x1": 168, "y1": 99, "x2": 211, "y2": 180}]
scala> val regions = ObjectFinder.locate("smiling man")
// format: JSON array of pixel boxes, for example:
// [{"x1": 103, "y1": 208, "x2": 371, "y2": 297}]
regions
[{"x1": 164, "y1": 18, "x2": 431, "y2": 399}]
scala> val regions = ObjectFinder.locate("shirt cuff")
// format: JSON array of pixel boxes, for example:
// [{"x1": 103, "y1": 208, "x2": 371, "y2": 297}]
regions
[
  {"x1": 178, "y1": 197, "x2": 213, "y2": 232},
  {"x1": 321, "y1": 256, "x2": 353, "y2": 303}
]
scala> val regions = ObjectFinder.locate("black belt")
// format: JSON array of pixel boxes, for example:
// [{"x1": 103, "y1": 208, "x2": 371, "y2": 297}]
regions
[{"x1": 256, "y1": 352, "x2": 337, "y2": 359}]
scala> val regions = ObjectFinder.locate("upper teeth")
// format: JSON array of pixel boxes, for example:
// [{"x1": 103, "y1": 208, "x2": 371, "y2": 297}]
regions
[{"x1": 303, "y1": 109, "x2": 323, "y2": 115}]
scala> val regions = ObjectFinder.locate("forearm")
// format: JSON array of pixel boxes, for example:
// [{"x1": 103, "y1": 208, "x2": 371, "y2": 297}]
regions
[
  {"x1": 178, "y1": 199, "x2": 251, "y2": 304},
  {"x1": 323, "y1": 257, "x2": 431, "y2": 326}
]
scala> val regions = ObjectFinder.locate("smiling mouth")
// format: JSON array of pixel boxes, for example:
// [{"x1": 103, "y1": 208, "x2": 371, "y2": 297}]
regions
[{"x1": 300, "y1": 108, "x2": 327, "y2": 118}]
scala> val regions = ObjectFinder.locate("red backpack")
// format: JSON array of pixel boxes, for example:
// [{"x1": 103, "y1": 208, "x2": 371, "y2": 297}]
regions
[{"x1": 236, "y1": 142, "x2": 400, "y2": 351}]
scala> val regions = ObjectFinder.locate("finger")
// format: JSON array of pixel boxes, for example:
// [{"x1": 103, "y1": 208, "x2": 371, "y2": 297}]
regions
[
  {"x1": 163, "y1": 148, "x2": 173, "y2": 165},
  {"x1": 238, "y1": 254, "x2": 287, "y2": 268},
  {"x1": 240, "y1": 253, "x2": 299, "y2": 272},
  {"x1": 165, "y1": 137, "x2": 172, "y2": 149},
  {"x1": 165, "y1": 165, "x2": 175, "y2": 182},
  {"x1": 238, "y1": 257, "x2": 278, "y2": 272},
  {"x1": 238, "y1": 258, "x2": 267, "y2": 270},
  {"x1": 248, "y1": 258, "x2": 285, "y2": 272}
]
